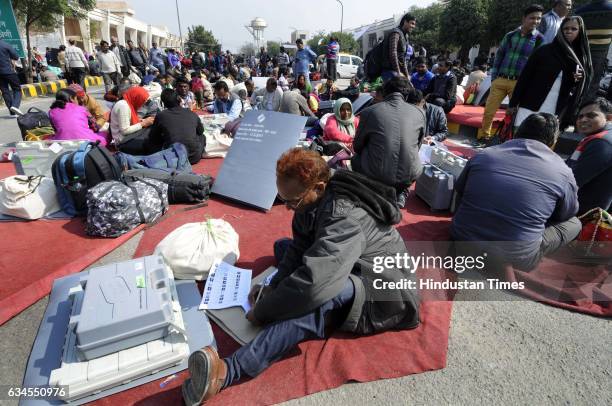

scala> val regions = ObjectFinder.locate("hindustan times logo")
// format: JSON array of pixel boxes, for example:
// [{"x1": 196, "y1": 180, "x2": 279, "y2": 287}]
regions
[{"x1": 372, "y1": 253, "x2": 487, "y2": 274}]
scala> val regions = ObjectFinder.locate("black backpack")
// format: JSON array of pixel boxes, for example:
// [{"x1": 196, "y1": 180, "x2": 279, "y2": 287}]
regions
[
  {"x1": 364, "y1": 28, "x2": 406, "y2": 81},
  {"x1": 364, "y1": 42, "x2": 385, "y2": 82},
  {"x1": 17, "y1": 107, "x2": 52, "y2": 140},
  {"x1": 51, "y1": 142, "x2": 123, "y2": 216}
]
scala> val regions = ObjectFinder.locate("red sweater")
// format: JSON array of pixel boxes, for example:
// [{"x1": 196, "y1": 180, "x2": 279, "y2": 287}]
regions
[{"x1": 323, "y1": 115, "x2": 360, "y2": 147}]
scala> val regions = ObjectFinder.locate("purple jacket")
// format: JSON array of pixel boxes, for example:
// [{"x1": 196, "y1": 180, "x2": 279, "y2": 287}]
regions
[{"x1": 49, "y1": 102, "x2": 107, "y2": 145}]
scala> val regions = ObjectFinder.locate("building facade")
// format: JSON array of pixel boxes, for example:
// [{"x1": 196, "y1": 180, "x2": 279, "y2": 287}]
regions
[{"x1": 29, "y1": 1, "x2": 180, "y2": 52}]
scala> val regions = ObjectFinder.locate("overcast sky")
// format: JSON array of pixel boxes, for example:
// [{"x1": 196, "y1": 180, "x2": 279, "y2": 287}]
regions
[{"x1": 126, "y1": 0, "x2": 434, "y2": 51}]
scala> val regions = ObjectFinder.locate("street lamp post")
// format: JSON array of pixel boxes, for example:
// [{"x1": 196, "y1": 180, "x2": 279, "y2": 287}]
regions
[
  {"x1": 335, "y1": 0, "x2": 344, "y2": 33},
  {"x1": 175, "y1": 0, "x2": 184, "y2": 52}
]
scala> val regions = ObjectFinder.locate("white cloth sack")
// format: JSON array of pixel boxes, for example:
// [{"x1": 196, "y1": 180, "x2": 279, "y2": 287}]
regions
[
  {"x1": 0, "y1": 175, "x2": 60, "y2": 219},
  {"x1": 154, "y1": 219, "x2": 240, "y2": 280}
]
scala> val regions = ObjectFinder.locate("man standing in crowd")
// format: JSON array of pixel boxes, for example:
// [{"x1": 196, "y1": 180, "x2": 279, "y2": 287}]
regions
[
  {"x1": 293, "y1": 39, "x2": 317, "y2": 84},
  {"x1": 479, "y1": 5, "x2": 545, "y2": 143},
  {"x1": 111, "y1": 37, "x2": 132, "y2": 77},
  {"x1": 381, "y1": 13, "x2": 416, "y2": 82},
  {"x1": 566, "y1": 98, "x2": 612, "y2": 214},
  {"x1": 326, "y1": 36, "x2": 340, "y2": 81},
  {"x1": 181, "y1": 148, "x2": 419, "y2": 405},
  {"x1": 425, "y1": 60, "x2": 457, "y2": 113},
  {"x1": 452, "y1": 113, "x2": 580, "y2": 271},
  {"x1": 277, "y1": 46, "x2": 290, "y2": 76},
  {"x1": 65, "y1": 39, "x2": 88, "y2": 88},
  {"x1": 0, "y1": 39, "x2": 22, "y2": 116},
  {"x1": 575, "y1": 0, "x2": 612, "y2": 100},
  {"x1": 127, "y1": 40, "x2": 147, "y2": 77},
  {"x1": 258, "y1": 47, "x2": 270, "y2": 76},
  {"x1": 352, "y1": 76, "x2": 425, "y2": 208},
  {"x1": 97, "y1": 40, "x2": 122, "y2": 93},
  {"x1": 149, "y1": 42, "x2": 166, "y2": 75},
  {"x1": 411, "y1": 58, "x2": 434, "y2": 93},
  {"x1": 539, "y1": 0, "x2": 573, "y2": 44}
]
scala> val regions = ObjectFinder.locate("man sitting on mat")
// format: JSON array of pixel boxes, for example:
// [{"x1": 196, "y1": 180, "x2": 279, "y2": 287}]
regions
[
  {"x1": 451, "y1": 113, "x2": 580, "y2": 271},
  {"x1": 182, "y1": 148, "x2": 420, "y2": 405}
]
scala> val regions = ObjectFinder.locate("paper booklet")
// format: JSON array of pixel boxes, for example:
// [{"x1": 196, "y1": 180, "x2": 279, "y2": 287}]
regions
[{"x1": 205, "y1": 266, "x2": 278, "y2": 346}]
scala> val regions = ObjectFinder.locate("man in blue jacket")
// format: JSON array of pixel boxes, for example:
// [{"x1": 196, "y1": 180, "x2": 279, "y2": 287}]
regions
[
  {"x1": 293, "y1": 39, "x2": 317, "y2": 84},
  {"x1": 0, "y1": 39, "x2": 22, "y2": 116},
  {"x1": 452, "y1": 113, "x2": 580, "y2": 271}
]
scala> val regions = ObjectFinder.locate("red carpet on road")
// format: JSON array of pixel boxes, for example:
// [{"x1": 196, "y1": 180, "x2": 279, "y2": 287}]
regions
[
  {"x1": 92, "y1": 158, "x2": 454, "y2": 406},
  {"x1": 448, "y1": 105, "x2": 505, "y2": 128}
]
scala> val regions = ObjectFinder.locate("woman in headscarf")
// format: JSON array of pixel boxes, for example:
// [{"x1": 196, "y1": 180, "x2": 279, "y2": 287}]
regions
[
  {"x1": 109, "y1": 86, "x2": 155, "y2": 154},
  {"x1": 323, "y1": 98, "x2": 360, "y2": 150},
  {"x1": 509, "y1": 16, "x2": 593, "y2": 130},
  {"x1": 49, "y1": 89, "x2": 109, "y2": 145},
  {"x1": 68, "y1": 84, "x2": 107, "y2": 130}
]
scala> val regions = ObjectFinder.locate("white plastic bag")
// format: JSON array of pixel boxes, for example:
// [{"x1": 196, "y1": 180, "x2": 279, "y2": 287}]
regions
[
  {"x1": 203, "y1": 129, "x2": 233, "y2": 158},
  {"x1": 154, "y1": 219, "x2": 240, "y2": 280},
  {"x1": 0, "y1": 175, "x2": 60, "y2": 219}
]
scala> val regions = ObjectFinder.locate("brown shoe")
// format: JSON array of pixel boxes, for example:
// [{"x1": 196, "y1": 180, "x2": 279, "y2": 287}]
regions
[{"x1": 182, "y1": 346, "x2": 227, "y2": 405}]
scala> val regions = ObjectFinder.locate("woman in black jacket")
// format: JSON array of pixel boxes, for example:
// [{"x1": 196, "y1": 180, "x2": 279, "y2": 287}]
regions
[{"x1": 510, "y1": 16, "x2": 593, "y2": 129}]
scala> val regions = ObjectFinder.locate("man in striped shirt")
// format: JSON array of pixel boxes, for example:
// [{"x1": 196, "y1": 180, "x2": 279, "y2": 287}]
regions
[
  {"x1": 478, "y1": 4, "x2": 545, "y2": 142},
  {"x1": 575, "y1": 0, "x2": 612, "y2": 99}
]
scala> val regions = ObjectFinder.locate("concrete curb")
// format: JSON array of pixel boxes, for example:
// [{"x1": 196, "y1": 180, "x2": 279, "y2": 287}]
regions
[{"x1": 18, "y1": 76, "x2": 103, "y2": 99}]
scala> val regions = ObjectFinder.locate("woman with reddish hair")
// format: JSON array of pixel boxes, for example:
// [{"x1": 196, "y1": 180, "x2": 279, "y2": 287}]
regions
[
  {"x1": 109, "y1": 86, "x2": 155, "y2": 154},
  {"x1": 181, "y1": 148, "x2": 420, "y2": 404}
]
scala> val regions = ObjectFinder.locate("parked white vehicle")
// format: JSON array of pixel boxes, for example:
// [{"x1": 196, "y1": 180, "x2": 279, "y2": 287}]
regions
[{"x1": 318, "y1": 54, "x2": 363, "y2": 79}]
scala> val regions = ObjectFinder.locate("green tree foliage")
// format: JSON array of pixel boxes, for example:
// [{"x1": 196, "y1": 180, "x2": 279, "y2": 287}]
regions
[
  {"x1": 266, "y1": 41, "x2": 281, "y2": 56},
  {"x1": 408, "y1": 2, "x2": 444, "y2": 54},
  {"x1": 12, "y1": 0, "x2": 96, "y2": 82},
  {"x1": 186, "y1": 25, "x2": 220, "y2": 53},
  {"x1": 440, "y1": 0, "x2": 491, "y2": 60},
  {"x1": 487, "y1": 0, "x2": 591, "y2": 45},
  {"x1": 308, "y1": 31, "x2": 359, "y2": 56},
  {"x1": 239, "y1": 42, "x2": 256, "y2": 56}
]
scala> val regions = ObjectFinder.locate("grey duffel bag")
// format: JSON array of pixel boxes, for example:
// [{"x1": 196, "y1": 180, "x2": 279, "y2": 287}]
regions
[{"x1": 86, "y1": 178, "x2": 169, "y2": 238}]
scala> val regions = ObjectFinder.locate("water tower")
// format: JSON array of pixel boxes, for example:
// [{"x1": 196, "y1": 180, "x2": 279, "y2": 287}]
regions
[{"x1": 245, "y1": 17, "x2": 267, "y2": 51}]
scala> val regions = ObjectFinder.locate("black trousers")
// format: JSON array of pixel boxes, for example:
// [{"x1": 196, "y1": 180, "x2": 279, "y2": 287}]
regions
[
  {"x1": 586, "y1": 51, "x2": 608, "y2": 100},
  {"x1": 69, "y1": 67, "x2": 86, "y2": 89},
  {"x1": 327, "y1": 59, "x2": 337, "y2": 81},
  {"x1": 0, "y1": 73, "x2": 22, "y2": 111},
  {"x1": 428, "y1": 96, "x2": 456, "y2": 114},
  {"x1": 117, "y1": 128, "x2": 153, "y2": 155}
]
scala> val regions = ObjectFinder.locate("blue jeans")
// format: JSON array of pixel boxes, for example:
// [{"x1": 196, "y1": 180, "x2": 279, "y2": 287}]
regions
[{"x1": 223, "y1": 238, "x2": 355, "y2": 387}]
